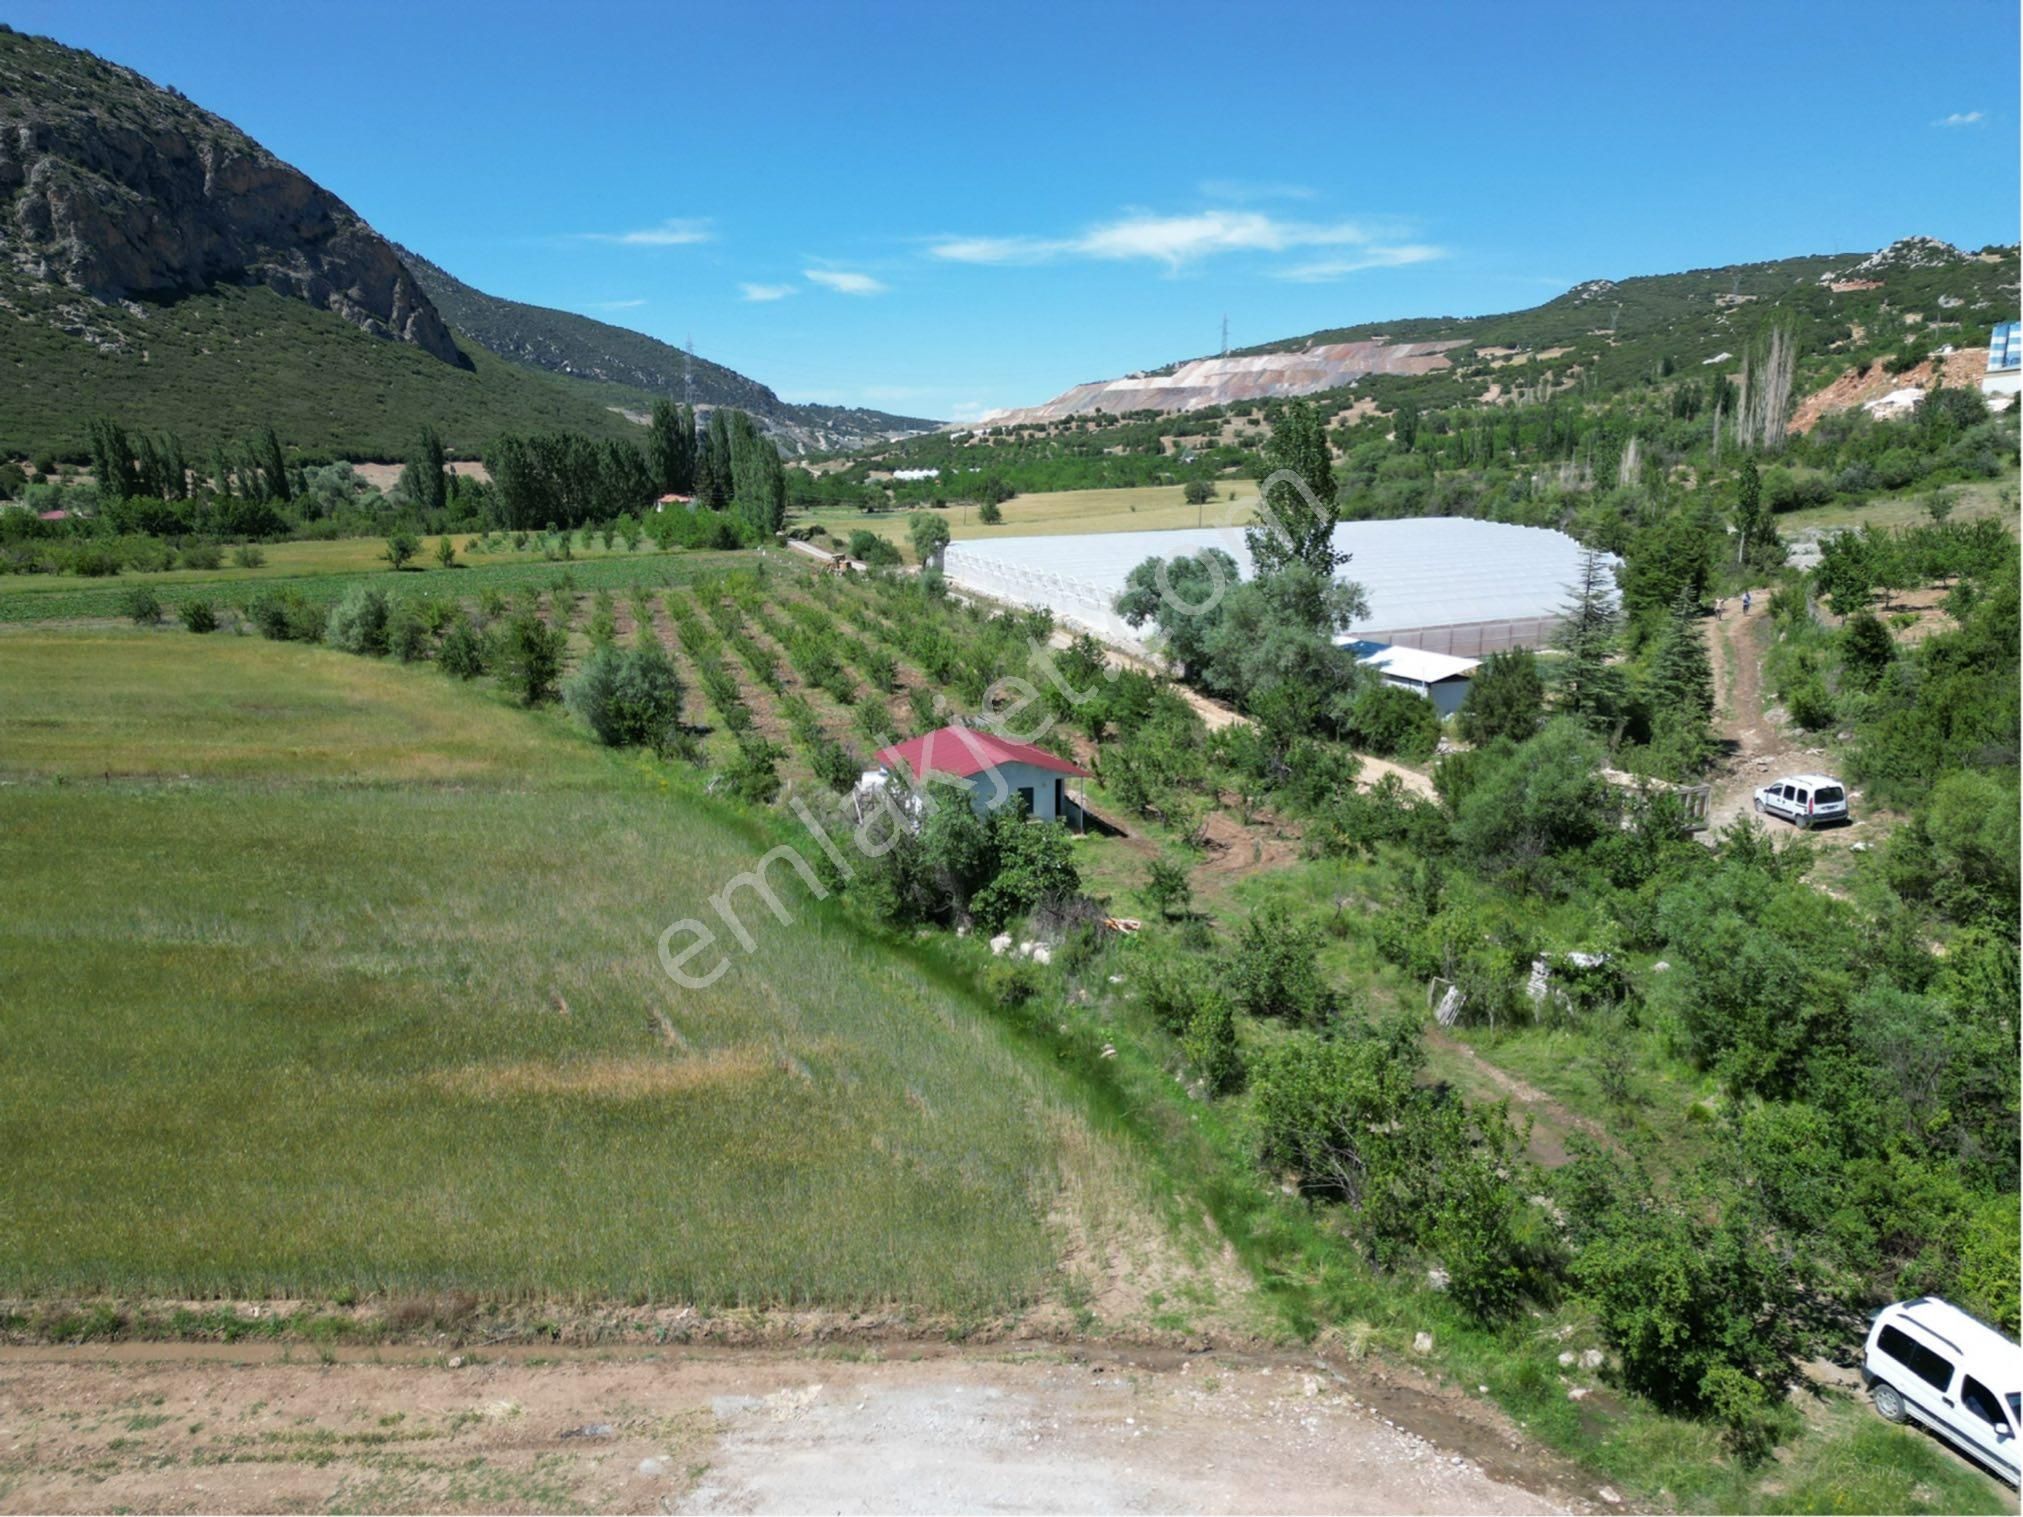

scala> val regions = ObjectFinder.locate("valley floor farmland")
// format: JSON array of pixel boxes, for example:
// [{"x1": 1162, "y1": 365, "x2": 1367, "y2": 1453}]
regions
[{"x1": 0, "y1": 629, "x2": 1218, "y2": 1317}]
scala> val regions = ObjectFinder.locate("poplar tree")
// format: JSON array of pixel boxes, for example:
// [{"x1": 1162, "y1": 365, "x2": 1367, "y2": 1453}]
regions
[
  {"x1": 1248, "y1": 399, "x2": 1342, "y2": 579},
  {"x1": 400, "y1": 424, "x2": 449, "y2": 514},
  {"x1": 257, "y1": 426, "x2": 292, "y2": 503},
  {"x1": 648, "y1": 400, "x2": 697, "y2": 496}
]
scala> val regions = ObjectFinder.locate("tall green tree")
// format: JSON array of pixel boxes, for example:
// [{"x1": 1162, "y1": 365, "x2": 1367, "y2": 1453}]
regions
[
  {"x1": 694, "y1": 410, "x2": 732, "y2": 509},
  {"x1": 87, "y1": 417, "x2": 139, "y2": 502},
  {"x1": 257, "y1": 426, "x2": 293, "y2": 504},
  {"x1": 1249, "y1": 399, "x2": 1342, "y2": 579},
  {"x1": 1556, "y1": 548, "x2": 1625, "y2": 734},
  {"x1": 1457, "y1": 648, "x2": 1545, "y2": 746},
  {"x1": 399, "y1": 424, "x2": 449, "y2": 515},
  {"x1": 648, "y1": 400, "x2": 697, "y2": 496},
  {"x1": 1647, "y1": 592, "x2": 1716, "y2": 773},
  {"x1": 907, "y1": 511, "x2": 951, "y2": 567}
]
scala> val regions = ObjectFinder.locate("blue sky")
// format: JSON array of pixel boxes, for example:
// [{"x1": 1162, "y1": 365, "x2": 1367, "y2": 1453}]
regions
[{"x1": 12, "y1": 0, "x2": 2018, "y2": 420}]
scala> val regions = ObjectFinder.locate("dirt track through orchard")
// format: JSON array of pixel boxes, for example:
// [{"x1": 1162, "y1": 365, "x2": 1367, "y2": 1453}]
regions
[
  {"x1": 1700, "y1": 596, "x2": 1874, "y2": 850},
  {"x1": 0, "y1": 1343, "x2": 1599, "y2": 1514}
]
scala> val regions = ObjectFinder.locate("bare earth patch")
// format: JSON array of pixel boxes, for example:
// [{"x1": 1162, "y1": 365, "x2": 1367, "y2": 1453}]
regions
[{"x1": 0, "y1": 1347, "x2": 1593, "y2": 1515}]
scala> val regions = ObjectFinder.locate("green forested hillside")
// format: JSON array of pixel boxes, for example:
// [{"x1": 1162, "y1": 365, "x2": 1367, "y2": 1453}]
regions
[{"x1": 0, "y1": 281, "x2": 649, "y2": 462}]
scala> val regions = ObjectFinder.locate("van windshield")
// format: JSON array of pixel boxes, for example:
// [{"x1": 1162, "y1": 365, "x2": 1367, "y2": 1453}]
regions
[{"x1": 1815, "y1": 786, "x2": 1845, "y2": 804}]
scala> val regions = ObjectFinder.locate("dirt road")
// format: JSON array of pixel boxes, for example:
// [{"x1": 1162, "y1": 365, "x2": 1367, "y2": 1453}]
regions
[
  {"x1": 0, "y1": 1344, "x2": 1590, "y2": 1514},
  {"x1": 1701, "y1": 597, "x2": 1870, "y2": 847}
]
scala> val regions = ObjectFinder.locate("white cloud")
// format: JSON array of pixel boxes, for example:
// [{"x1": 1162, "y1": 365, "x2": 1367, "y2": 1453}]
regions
[
  {"x1": 739, "y1": 282, "x2": 798, "y2": 302},
  {"x1": 1934, "y1": 110, "x2": 1984, "y2": 127},
  {"x1": 805, "y1": 268, "x2": 887, "y2": 295},
  {"x1": 581, "y1": 218, "x2": 713, "y2": 247},
  {"x1": 584, "y1": 298, "x2": 647, "y2": 311},
  {"x1": 928, "y1": 209, "x2": 1426, "y2": 273},
  {"x1": 1273, "y1": 244, "x2": 1447, "y2": 282}
]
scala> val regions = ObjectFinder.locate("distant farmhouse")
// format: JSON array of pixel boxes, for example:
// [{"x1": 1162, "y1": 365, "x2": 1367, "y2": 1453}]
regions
[
  {"x1": 870, "y1": 726, "x2": 1090, "y2": 824},
  {"x1": 1338, "y1": 641, "x2": 1481, "y2": 719},
  {"x1": 1983, "y1": 320, "x2": 2021, "y2": 397}
]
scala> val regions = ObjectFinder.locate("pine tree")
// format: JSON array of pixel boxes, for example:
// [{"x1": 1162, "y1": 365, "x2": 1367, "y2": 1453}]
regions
[
  {"x1": 1248, "y1": 399, "x2": 1341, "y2": 579},
  {"x1": 1555, "y1": 548, "x2": 1624, "y2": 735},
  {"x1": 1647, "y1": 592, "x2": 1716, "y2": 773}
]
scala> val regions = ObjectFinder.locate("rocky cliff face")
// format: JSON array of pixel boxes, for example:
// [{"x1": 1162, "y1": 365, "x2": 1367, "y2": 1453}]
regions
[{"x1": 0, "y1": 26, "x2": 466, "y2": 367}]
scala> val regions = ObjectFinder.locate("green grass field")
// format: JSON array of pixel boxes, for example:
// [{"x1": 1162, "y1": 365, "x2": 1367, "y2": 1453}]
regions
[
  {"x1": 0, "y1": 541, "x2": 751, "y2": 623},
  {"x1": 1776, "y1": 477, "x2": 2020, "y2": 536},
  {"x1": 0, "y1": 628, "x2": 1165, "y2": 1311},
  {"x1": 800, "y1": 481, "x2": 1262, "y2": 556}
]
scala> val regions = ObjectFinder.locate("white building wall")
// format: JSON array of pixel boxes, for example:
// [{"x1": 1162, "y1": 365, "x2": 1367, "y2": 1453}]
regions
[{"x1": 955, "y1": 760, "x2": 1071, "y2": 821}]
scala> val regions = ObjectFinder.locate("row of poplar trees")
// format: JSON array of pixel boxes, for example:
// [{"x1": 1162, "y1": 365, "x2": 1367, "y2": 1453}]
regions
[
  {"x1": 648, "y1": 400, "x2": 787, "y2": 535},
  {"x1": 88, "y1": 416, "x2": 296, "y2": 505}
]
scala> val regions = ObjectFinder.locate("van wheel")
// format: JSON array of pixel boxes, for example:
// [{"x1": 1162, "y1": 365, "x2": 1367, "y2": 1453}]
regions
[{"x1": 1872, "y1": 1381, "x2": 1907, "y2": 1424}]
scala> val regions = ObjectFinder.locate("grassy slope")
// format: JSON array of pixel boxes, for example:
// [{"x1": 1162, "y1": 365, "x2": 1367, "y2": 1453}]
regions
[
  {"x1": 0, "y1": 629, "x2": 1152, "y2": 1310},
  {"x1": 801, "y1": 481, "x2": 1263, "y2": 555},
  {"x1": 0, "y1": 541, "x2": 754, "y2": 623},
  {"x1": 0, "y1": 282, "x2": 650, "y2": 461}
]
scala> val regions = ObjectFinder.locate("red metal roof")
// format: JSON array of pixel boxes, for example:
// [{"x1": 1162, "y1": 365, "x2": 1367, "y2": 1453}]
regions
[
  {"x1": 36, "y1": 509, "x2": 69, "y2": 521},
  {"x1": 876, "y1": 725, "x2": 1090, "y2": 781}
]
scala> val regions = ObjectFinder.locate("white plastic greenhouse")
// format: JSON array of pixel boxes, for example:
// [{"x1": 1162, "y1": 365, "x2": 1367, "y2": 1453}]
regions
[{"x1": 943, "y1": 518, "x2": 1610, "y2": 658}]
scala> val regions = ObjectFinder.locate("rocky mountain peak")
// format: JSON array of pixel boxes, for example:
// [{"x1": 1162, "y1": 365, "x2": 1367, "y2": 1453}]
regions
[{"x1": 0, "y1": 25, "x2": 467, "y2": 368}]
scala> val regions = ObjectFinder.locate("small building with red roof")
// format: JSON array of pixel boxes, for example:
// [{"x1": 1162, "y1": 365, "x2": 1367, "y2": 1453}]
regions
[{"x1": 873, "y1": 725, "x2": 1090, "y2": 823}]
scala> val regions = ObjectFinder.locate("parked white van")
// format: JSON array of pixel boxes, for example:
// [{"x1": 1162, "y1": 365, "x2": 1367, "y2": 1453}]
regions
[
  {"x1": 1753, "y1": 772, "x2": 1850, "y2": 828},
  {"x1": 1863, "y1": 1296, "x2": 2021, "y2": 1484}
]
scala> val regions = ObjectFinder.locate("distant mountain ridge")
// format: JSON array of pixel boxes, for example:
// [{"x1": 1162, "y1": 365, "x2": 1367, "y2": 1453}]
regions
[
  {"x1": 966, "y1": 237, "x2": 2018, "y2": 430},
  {"x1": 0, "y1": 24, "x2": 937, "y2": 460},
  {"x1": 396, "y1": 249, "x2": 940, "y2": 452}
]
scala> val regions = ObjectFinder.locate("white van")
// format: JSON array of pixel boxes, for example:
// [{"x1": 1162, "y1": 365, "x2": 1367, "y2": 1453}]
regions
[
  {"x1": 1863, "y1": 1296, "x2": 2021, "y2": 1485},
  {"x1": 1753, "y1": 772, "x2": 1850, "y2": 828}
]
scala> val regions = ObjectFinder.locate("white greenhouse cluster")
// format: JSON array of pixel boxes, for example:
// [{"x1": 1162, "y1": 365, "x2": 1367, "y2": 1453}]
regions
[{"x1": 943, "y1": 518, "x2": 1609, "y2": 659}]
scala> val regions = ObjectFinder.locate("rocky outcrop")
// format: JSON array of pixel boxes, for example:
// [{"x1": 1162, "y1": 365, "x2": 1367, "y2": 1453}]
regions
[
  {"x1": 0, "y1": 26, "x2": 467, "y2": 367},
  {"x1": 967, "y1": 339, "x2": 1463, "y2": 429}
]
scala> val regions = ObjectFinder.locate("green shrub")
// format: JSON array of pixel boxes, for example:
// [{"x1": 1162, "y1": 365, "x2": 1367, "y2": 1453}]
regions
[
  {"x1": 565, "y1": 642, "x2": 684, "y2": 751},
  {"x1": 495, "y1": 610, "x2": 566, "y2": 705},
  {"x1": 1347, "y1": 682, "x2": 1441, "y2": 760},
  {"x1": 70, "y1": 542, "x2": 122, "y2": 576},
  {"x1": 177, "y1": 541, "x2": 222, "y2": 571},
  {"x1": 231, "y1": 543, "x2": 265, "y2": 568},
  {"x1": 1181, "y1": 995, "x2": 1243, "y2": 1095},
  {"x1": 177, "y1": 598, "x2": 217, "y2": 634},
  {"x1": 387, "y1": 602, "x2": 429, "y2": 663},
  {"x1": 1227, "y1": 904, "x2": 1334, "y2": 1024},
  {"x1": 723, "y1": 736, "x2": 784, "y2": 805},
  {"x1": 847, "y1": 530, "x2": 902, "y2": 568},
  {"x1": 437, "y1": 617, "x2": 488, "y2": 680},
  {"x1": 119, "y1": 585, "x2": 162, "y2": 625},
  {"x1": 324, "y1": 586, "x2": 390, "y2": 655}
]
